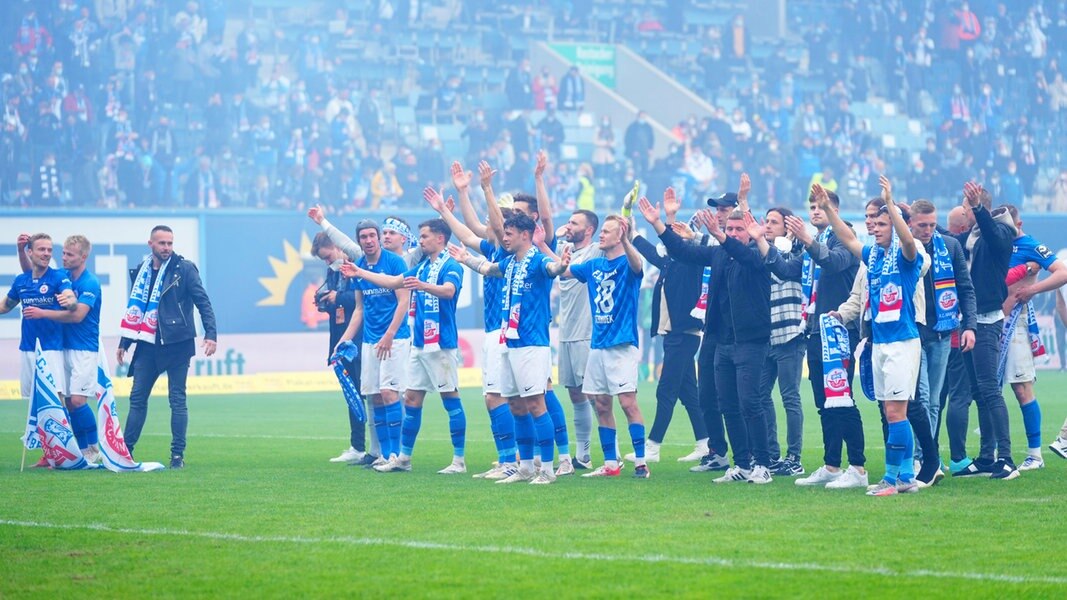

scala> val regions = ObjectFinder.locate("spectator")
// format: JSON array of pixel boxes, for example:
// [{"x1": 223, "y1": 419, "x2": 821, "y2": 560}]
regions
[
  {"x1": 370, "y1": 162, "x2": 402, "y2": 209},
  {"x1": 625, "y1": 111, "x2": 655, "y2": 177},
  {"x1": 358, "y1": 89, "x2": 385, "y2": 149},
  {"x1": 592, "y1": 115, "x2": 616, "y2": 178},
  {"x1": 558, "y1": 66, "x2": 584, "y2": 112},
  {"x1": 536, "y1": 109, "x2": 565, "y2": 158},
  {"x1": 505, "y1": 58, "x2": 533, "y2": 110},
  {"x1": 185, "y1": 155, "x2": 219, "y2": 208},
  {"x1": 531, "y1": 66, "x2": 557, "y2": 110}
]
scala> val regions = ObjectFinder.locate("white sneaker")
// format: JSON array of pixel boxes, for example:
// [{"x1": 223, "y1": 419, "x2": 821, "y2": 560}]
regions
[
  {"x1": 374, "y1": 456, "x2": 411, "y2": 472},
  {"x1": 624, "y1": 441, "x2": 660, "y2": 463},
  {"x1": 748, "y1": 465, "x2": 773, "y2": 485},
  {"x1": 713, "y1": 465, "x2": 751, "y2": 483},
  {"x1": 82, "y1": 445, "x2": 102, "y2": 464},
  {"x1": 437, "y1": 458, "x2": 466, "y2": 474},
  {"x1": 825, "y1": 466, "x2": 869, "y2": 489},
  {"x1": 330, "y1": 447, "x2": 365, "y2": 464},
  {"x1": 529, "y1": 470, "x2": 557, "y2": 485},
  {"x1": 369, "y1": 455, "x2": 388, "y2": 469},
  {"x1": 795, "y1": 465, "x2": 843, "y2": 487},
  {"x1": 1050, "y1": 437, "x2": 1067, "y2": 459},
  {"x1": 484, "y1": 463, "x2": 517, "y2": 480},
  {"x1": 496, "y1": 466, "x2": 535, "y2": 484},
  {"x1": 1019, "y1": 455, "x2": 1045, "y2": 471},
  {"x1": 678, "y1": 439, "x2": 710, "y2": 462},
  {"x1": 472, "y1": 465, "x2": 501, "y2": 479},
  {"x1": 555, "y1": 458, "x2": 575, "y2": 476}
]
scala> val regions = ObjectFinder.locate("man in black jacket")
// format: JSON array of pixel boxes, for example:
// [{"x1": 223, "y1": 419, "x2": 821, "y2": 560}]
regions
[
  {"x1": 950, "y1": 182, "x2": 1018, "y2": 479},
  {"x1": 631, "y1": 192, "x2": 708, "y2": 464},
  {"x1": 640, "y1": 186, "x2": 775, "y2": 484},
  {"x1": 117, "y1": 225, "x2": 217, "y2": 469}
]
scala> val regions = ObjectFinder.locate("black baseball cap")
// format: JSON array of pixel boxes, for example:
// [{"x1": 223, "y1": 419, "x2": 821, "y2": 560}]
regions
[{"x1": 707, "y1": 192, "x2": 739, "y2": 208}]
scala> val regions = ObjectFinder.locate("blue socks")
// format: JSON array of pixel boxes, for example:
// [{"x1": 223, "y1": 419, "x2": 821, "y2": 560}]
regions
[
  {"x1": 385, "y1": 402, "x2": 403, "y2": 458},
  {"x1": 900, "y1": 420, "x2": 915, "y2": 483},
  {"x1": 885, "y1": 420, "x2": 909, "y2": 484},
  {"x1": 599, "y1": 426, "x2": 617, "y2": 463},
  {"x1": 400, "y1": 405, "x2": 423, "y2": 457},
  {"x1": 534, "y1": 412, "x2": 555, "y2": 465},
  {"x1": 489, "y1": 404, "x2": 517, "y2": 464},
  {"x1": 515, "y1": 413, "x2": 536, "y2": 461},
  {"x1": 70, "y1": 404, "x2": 97, "y2": 449},
  {"x1": 629, "y1": 422, "x2": 646, "y2": 460},
  {"x1": 442, "y1": 396, "x2": 465, "y2": 458},
  {"x1": 544, "y1": 389, "x2": 569, "y2": 456},
  {"x1": 373, "y1": 405, "x2": 390, "y2": 458},
  {"x1": 1021, "y1": 400, "x2": 1042, "y2": 450}
]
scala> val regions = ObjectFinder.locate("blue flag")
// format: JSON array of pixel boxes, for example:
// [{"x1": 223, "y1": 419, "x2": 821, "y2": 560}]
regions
[
  {"x1": 25, "y1": 341, "x2": 98, "y2": 470},
  {"x1": 330, "y1": 341, "x2": 366, "y2": 423}
]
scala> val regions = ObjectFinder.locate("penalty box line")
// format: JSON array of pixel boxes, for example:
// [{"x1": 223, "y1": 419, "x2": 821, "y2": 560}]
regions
[{"x1": 0, "y1": 519, "x2": 1064, "y2": 586}]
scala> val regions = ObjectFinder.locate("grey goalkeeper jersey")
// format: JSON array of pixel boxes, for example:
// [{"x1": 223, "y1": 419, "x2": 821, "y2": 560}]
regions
[{"x1": 558, "y1": 241, "x2": 604, "y2": 342}]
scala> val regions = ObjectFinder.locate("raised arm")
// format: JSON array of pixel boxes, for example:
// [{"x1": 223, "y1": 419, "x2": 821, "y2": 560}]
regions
[
  {"x1": 546, "y1": 245, "x2": 573, "y2": 277},
  {"x1": 447, "y1": 243, "x2": 503, "y2": 278},
  {"x1": 633, "y1": 234, "x2": 670, "y2": 270},
  {"x1": 17, "y1": 234, "x2": 31, "y2": 273},
  {"x1": 743, "y1": 211, "x2": 771, "y2": 257},
  {"x1": 425, "y1": 186, "x2": 483, "y2": 251},
  {"x1": 479, "y1": 161, "x2": 506, "y2": 244},
  {"x1": 533, "y1": 150, "x2": 555, "y2": 243},
  {"x1": 452, "y1": 161, "x2": 490, "y2": 240},
  {"x1": 620, "y1": 223, "x2": 643, "y2": 275},
  {"x1": 638, "y1": 192, "x2": 669, "y2": 236},
  {"x1": 815, "y1": 183, "x2": 863, "y2": 259},
  {"x1": 881, "y1": 176, "x2": 916, "y2": 262},
  {"x1": 341, "y1": 262, "x2": 404, "y2": 289},
  {"x1": 308, "y1": 204, "x2": 363, "y2": 261}
]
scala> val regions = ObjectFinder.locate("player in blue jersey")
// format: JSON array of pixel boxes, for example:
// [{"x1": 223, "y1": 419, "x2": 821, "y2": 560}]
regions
[
  {"x1": 343, "y1": 218, "x2": 467, "y2": 474},
  {"x1": 449, "y1": 212, "x2": 572, "y2": 485},
  {"x1": 336, "y1": 220, "x2": 412, "y2": 470},
  {"x1": 425, "y1": 167, "x2": 521, "y2": 479},
  {"x1": 5, "y1": 233, "x2": 73, "y2": 406},
  {"x1": 820, "y1": 177, "x2": 927, "y2": 496},
  {"x1": 18, "y1": 234, "x2": 103, "y2": 462},
  {"x1": 1000, "y1": 205, "x2": 1067, "y2": 471},
  {"x1": 561, "y1": 215, "x2": 650, "y2": 479}
]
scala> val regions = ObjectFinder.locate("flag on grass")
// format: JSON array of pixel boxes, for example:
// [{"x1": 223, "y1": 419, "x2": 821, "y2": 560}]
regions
[
  {"x1": 25, "y1": 341, "x2": 98, "y2": 470},
  {"x1": 94, "y1": 355, "x2": 164, "y2": 472}
]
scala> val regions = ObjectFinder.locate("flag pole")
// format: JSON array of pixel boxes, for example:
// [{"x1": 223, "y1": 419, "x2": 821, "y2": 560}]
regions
[{"x1": 20, "y1": 445, "x2": 27, "y2": 472}]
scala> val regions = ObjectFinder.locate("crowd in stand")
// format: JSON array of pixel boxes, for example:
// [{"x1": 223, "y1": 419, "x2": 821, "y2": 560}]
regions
[{"x1": 2, "y1": 0, "x2": 1067, "y2": 212}]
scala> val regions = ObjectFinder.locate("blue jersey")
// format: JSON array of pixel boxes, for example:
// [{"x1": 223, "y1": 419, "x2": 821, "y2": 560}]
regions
[
  {"x1": 1010, "y1": 234, "x2": 1057, "y2": 270},
  {"x1": 570, "y1": 255, "x2": 642, "y2": 349},
  {"x1": 64, "y1": 270, "x2": 102, "y2": 352},
  {"x1": 479, "y1": 239, "x2": 509, "y2": 333},
  {"x1": 357, "y1": 251, "x2": 411, "y2": 344},
  {"x1": 863, "y1": 244, "x2": 924, "y2": 344},
  {"x1": 405, "y1": 255, "x2": 464, "y2": 349},
  {"x1": 499, "y1": 248, "x2": 557, "y2": 348},
  {"x1": 7, "y1": 267, "x2": 72, "y2": 351}
]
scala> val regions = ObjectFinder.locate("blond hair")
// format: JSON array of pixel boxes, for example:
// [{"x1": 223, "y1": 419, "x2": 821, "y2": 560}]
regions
[{"x1": 65, "y1": 235, "x2": 92, "y2": 256}]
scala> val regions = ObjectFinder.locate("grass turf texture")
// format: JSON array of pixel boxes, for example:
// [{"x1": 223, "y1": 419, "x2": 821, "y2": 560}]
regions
[{"x1": 2, "y1": 374, "x2": 1066, "y2": 598}]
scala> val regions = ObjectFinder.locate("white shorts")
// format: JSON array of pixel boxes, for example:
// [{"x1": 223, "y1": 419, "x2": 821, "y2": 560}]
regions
[
  {"x1": 21, "y1": 350, "x2": 67, "y2": 401},
  {"x1": 1005, "y1": 318, "x2": 1036, "y2": 385},
  {"x1": 406, "y1": 346, "x2": 460, "y2": 393},
  {"x1": 360, "y1": 338, "x2": 410, "y2": 396},
  {"x1": 481, "y1": 334, "x2": 505, "y2": 395},
  {"x1": 501, "y1": 345, "x2": 552, "y2": 398},
  {"x1": 582, "y1": 344, "x2": 640, "y2": 396},
  {"x1": 64, "y1": 350, "x2": 98, "y2": 397},
  {"x1": 558, "y1": 340, "x2": 590, "y2": 389},
  {"x1": 871, "y1": 338, "x2": 922, "y2": 402}
]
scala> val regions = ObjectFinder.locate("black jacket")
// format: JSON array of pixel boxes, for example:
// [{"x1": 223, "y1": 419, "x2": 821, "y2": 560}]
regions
[
  {"x1": 121, "y1": 254, "x2": 217, "y2": 349},
  {"x1": 659, "y1": 228, "x2": 771, "y2": 344},
  {"x1": 955, "y1": 204, "x2": 1014, "y2": 314},
  {"x1": 633, "y1": 234, "x2": 704, "y2": 337},
  {"x1": 325, "y1": 267, "x2": 358, "y2": 360},
  {"x1": 920, "y1": 229, "x2": 978, "y2": 338},
  {"x1": 764, "y1": 224, "x2": 860, "y2": 335}
]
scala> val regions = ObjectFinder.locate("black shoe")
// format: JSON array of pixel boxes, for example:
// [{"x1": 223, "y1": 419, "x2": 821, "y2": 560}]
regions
[
  {"x1": 689, "y1": 453, "x2": 730, "y2": 472},
  {"x1": 951, "y1": 458, "x2": 993, "y2": 477},
  {"x1": 989, "y1": 459, "x2": 1020, "y2": 480},
  {"x1": 767, "y1": 456, "x2": 783, "y2": 472},
  {"x1": 573, "y1": 456, "x2": 592, "y2": 470},
  {"x1": 353, "y1": 454, "x2": 379, "y2": 467},
  {"x1": 169, "y1": 454, "x2": 185, "y2": 469},
  {"x1": 773, "y1": 454, "x2": 805, "y2": 476}
]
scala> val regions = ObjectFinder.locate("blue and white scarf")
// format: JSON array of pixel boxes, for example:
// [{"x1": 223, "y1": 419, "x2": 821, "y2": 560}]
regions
[
  {"x1": 690, "y1": 266, "x2": 712, "y2": 320},
  {"x1": 501, "y1": 248, "x2": 537, "y2": 343},
  {"x1": 997, "y1": 301, "x2": 1047, "y2": 386},
  {"x1": 119, "y1": 256, "x2": 171, "y2": 343},
  {"x1": 819, "y1": 314, "x2": 855, "y2": 408},
  {"x1": 329, "y1": 341, "x2": 366, "y2": 422},
  {"x1": 417, "y1": 250, "x2": 450, "y2": 351},
  {"x1": 800, "y1": 228, "x2": 831, "y2": 323},
  {"x1": 930, "y1": 231, "x2": 960, "y2": 332},
  {"x1": 867, "y1": 235, "x2": 904, "y2": 324}
]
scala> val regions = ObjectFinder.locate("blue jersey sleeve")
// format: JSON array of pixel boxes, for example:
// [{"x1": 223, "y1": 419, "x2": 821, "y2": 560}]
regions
[
  {"x1": 404, "y1": 264, "x2": 420, "y2": 278},
  {"x1": 78, "y1": 279, "x2": 101, "y2": 308},
  {"x1": 6, "y1": 283, "x2": 16, "y2": 303},
  {"x1": 441, "y1": 262, "x2": 463, "y2": 292},
  {"x1": 479, "y1": 239, "x2": 494, "y2": 257},
  {"x1": 536, "y1": 255, "x2": 557, "y2": 279},
  {"x1": 1024, "y1": 238, "x2": 1057, "y2": 270},
  {"x1": 570, "y1": 261, "x2": 591, "y2": 283}
]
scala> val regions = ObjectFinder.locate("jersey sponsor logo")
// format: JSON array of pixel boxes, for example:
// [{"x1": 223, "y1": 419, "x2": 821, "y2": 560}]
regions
[{"x1": 825, "y1": 368, "x2": 848, "y2": 393}]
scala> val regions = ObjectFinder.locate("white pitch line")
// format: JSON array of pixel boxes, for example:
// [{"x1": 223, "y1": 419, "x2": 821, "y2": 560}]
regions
[{"x1": 0, "y1": 519, "x2": 1063, "y2": 586}]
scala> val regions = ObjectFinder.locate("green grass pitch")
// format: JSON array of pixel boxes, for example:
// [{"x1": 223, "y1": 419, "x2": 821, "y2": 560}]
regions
[{"x1": 2, "y1": 374, "x2": 1066, "y2": 598}]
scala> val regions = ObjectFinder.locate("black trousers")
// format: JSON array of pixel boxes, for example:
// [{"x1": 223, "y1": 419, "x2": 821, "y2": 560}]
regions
[
  {"x1": 649, "y1": 332, "x2": 706, "y2": 443},
  {"x1": 715, "y1": 342, "x2": 771, "y2": 468},
  {"x1": 806, "y1": 332, "x2": 866, "y2": 468},
  {"x1": 697, "y1": 339, "x2": 729, "y2": 457}
]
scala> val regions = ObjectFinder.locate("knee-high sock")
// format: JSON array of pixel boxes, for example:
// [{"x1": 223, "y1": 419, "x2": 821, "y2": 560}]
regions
[
  {"x1": 544, "y1": 389, "x2": 569, "y2": 456},
  {"x1": 573, "y1": 399, "x2": 594, "y2": 459},
  {"x1": 629, "y1": 422, "x2": 646, "y2": 466},
  {"x1": 489, "y1": 404, "x2": 517, "y2": 464},
  {"x1": 599, "y1": 426, "x2": 618, "y2": 465},
  {"x1": 885, "y1": 420, "x2": 909, "y2": 484},
  {"x1": 373, "y1": 405, "x2": 390, "y2": 458},
  {"x1": 400, "y1": 405, "x2": 423, "y2": 458},
  {"x1": 533, "y1": 412, "x2": 555, "y2": 469},
  {"x1": 515, "y1": 413, "x2": 536, "y2": 463},
  {"x1": 442, "y1": 396, "x2": 465, "y2": 458},
  {"x1": 70, "y1": 404, "x2": 97, "y2": 449},
  {"x1": 899, "y1": 420, "x2": 915, "y2": 483},
  {"x1": 1021, "y1": 400, "x2": 1042, "y2": 452},
  {"x1": 386, "y1": 402, "x2": 403, "y2": 459}
]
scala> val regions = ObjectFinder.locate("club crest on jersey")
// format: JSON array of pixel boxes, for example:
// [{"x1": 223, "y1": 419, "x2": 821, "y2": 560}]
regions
[
  {"x1": 938, "y1": 290, "x2": 957, "y2": 310},
  {"x1": 39, "y1": 284, "x2": 49, "y2": 294},
  {"x1": 825, "y1": 368, "x2": 848, "y2": 392}
]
